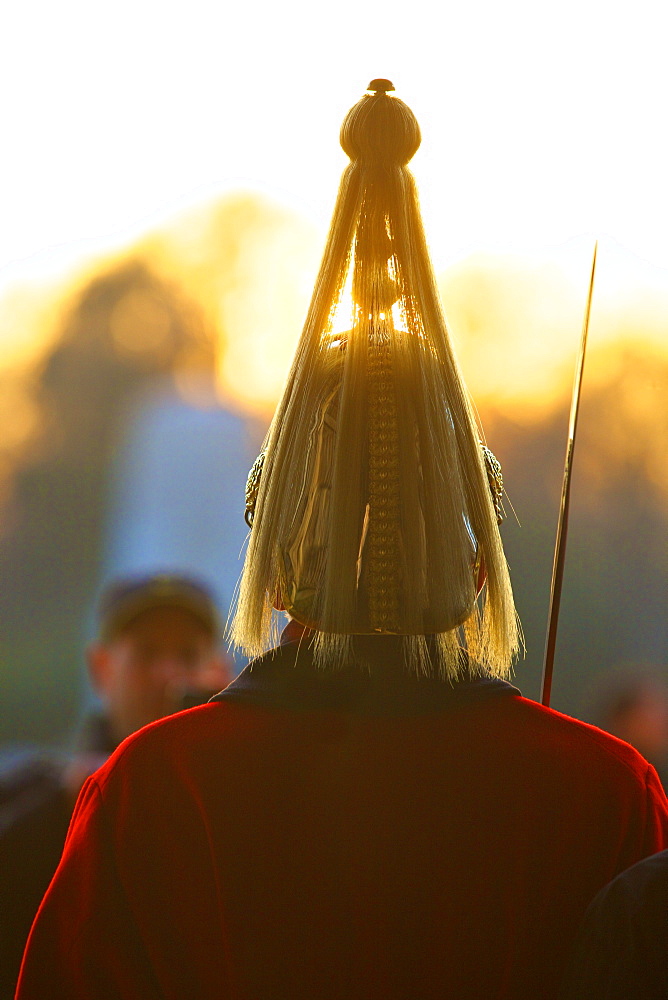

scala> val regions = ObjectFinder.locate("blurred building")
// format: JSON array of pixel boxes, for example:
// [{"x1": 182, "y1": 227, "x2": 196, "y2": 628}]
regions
[{"x1": 102, "y1": 392, "x2": 257, "y2": 673}]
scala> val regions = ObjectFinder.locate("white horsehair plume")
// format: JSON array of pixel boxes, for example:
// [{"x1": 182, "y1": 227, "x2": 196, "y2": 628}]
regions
[{"x1": 232, "y1": 80, "x2": 519, "y2": 679}]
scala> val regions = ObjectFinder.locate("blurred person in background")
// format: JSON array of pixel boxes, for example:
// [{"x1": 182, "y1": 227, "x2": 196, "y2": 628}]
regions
[
  {"x1": 560, "y1": 848, "x2": 668, "y2": 999},
  {"x1": 587, "y1": 669, "x2": 668, "y2": 790},
  {"x1": 0, "y1": 572, "x2": 230, "y2": 1000}
]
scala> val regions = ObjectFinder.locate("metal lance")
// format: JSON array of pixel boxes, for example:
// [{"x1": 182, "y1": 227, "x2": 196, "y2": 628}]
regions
[{"x1": 540, "y1": 243, "x2": 598, "y2": 707}]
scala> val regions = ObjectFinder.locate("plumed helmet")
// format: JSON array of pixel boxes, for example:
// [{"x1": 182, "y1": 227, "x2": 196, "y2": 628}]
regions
[{"x1": 232, "y1": 81, "x2": 519, "y2": 679}]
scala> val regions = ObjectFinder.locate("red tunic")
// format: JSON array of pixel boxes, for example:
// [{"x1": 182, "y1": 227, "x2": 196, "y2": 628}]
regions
[{"x1": 16, "y1": 639, "x2": 668, "y2": 1000}]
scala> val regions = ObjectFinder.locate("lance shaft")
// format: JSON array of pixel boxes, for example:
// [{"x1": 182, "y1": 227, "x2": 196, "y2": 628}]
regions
[{"x1": 541, "y1": 244, "x2": 598, "y2": 707}]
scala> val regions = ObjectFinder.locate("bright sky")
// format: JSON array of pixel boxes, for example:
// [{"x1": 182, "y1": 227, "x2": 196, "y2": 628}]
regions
[{"x1": 3, "y1": 0, "x2": 668, "y2": 297}]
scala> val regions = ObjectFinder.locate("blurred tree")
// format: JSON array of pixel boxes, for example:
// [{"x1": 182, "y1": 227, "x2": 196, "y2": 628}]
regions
[{"x1": 0, "y1": 260, "x2": 216, "y2": 745}]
